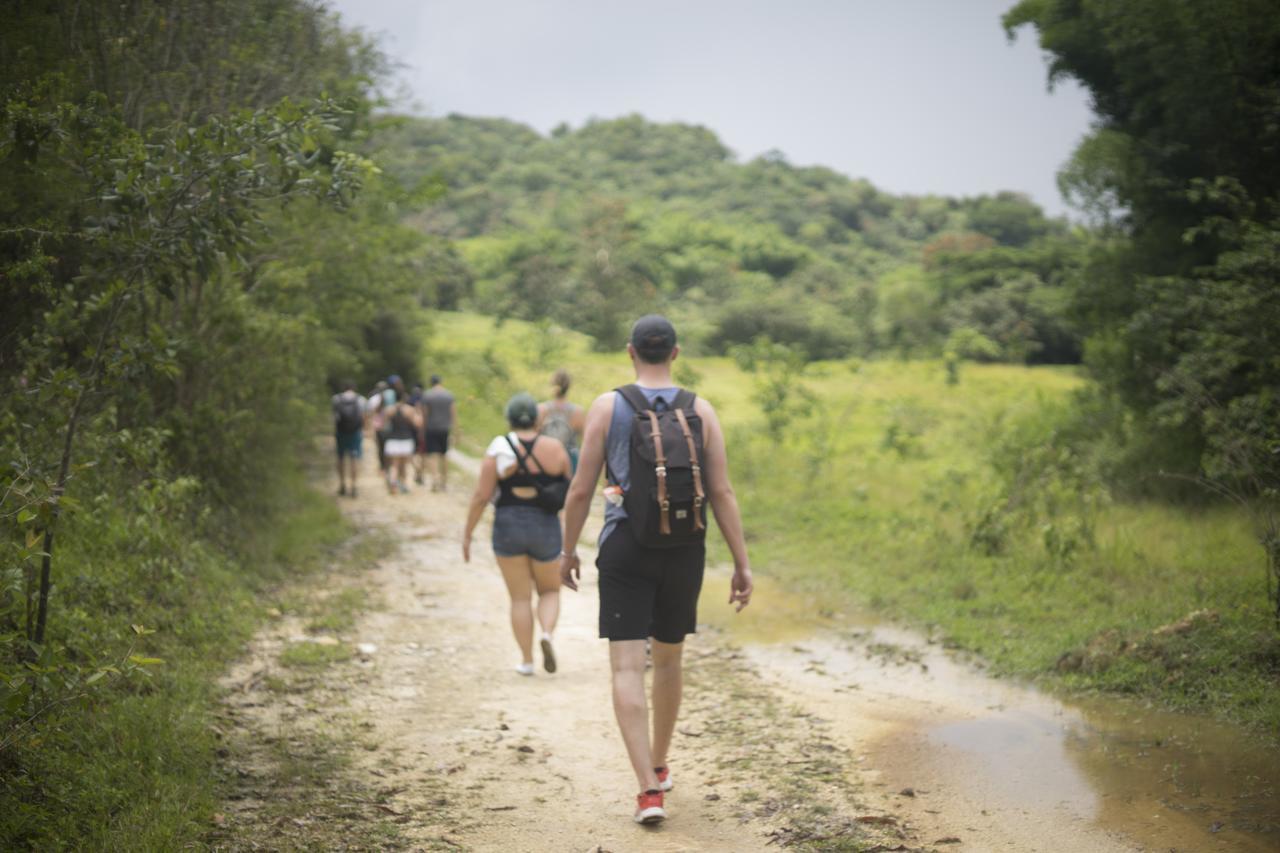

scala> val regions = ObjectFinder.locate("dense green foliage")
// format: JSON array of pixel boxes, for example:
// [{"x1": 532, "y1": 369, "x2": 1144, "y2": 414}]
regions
[
  {"x1": 374, "y1": 113, "x2": 1088, "y2": 362},
  {"x1": 0, "y1": 2, "x2": 430, "y2": 846},
  {"x1": 1006, "y1": 1, "x2": 1279, "y2": 602}
]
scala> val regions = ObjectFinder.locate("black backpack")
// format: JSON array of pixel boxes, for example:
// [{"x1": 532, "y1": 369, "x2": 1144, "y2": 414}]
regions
[
  {"x1": 335, "y1": 395, "x2": 363, "y2": 433},
  {"x1": 503, "y1": 435, "x2": 569, "y2": 513},
  {"x1": 611, "y1": 385, "x2": 707, "y2": 548}
]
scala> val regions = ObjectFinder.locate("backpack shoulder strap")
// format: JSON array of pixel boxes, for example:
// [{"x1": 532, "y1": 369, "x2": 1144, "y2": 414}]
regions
[
  {"x1": 504, "y1": 434, "x2": 533, "y2": 475},
  {"x1": 672, "y1": 389, "x2": 698, "y2": 411},
  {"x1": 522, "y1": 436, "x2": 547, "y2": 475},
  {"x1": 672, "y1": 407, "x2": 707, "y2": 532},
  {"x1": 615, "y1": 384, "x2": 652, "y2": 413}
]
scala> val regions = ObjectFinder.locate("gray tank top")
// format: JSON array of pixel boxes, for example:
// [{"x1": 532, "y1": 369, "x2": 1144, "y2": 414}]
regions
[{"x1": 600, "y1": 386, "x2": 678, "y2": 545}]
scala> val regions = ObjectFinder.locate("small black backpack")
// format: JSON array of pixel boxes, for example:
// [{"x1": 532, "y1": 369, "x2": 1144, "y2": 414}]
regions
[
  {"x1": 611, "y1": 385, "x2": 708, "y2": 548},
  {"x1": 335, "y1": 395, "x2": 363, "y2": 433},
  {"x1": 503, "y1": 435, "x2": 569, "y2": 513}
]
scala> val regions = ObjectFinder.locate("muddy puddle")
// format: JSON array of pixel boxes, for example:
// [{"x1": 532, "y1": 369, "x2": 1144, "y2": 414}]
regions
[{"x1": 703, "y1": 573, "x2": 1280, "y2": 852}]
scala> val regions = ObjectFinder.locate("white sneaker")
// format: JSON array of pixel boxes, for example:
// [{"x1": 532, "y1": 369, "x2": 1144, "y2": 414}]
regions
[{"x1": 515, "y1": 662, "x2": 534, "y2": 676}]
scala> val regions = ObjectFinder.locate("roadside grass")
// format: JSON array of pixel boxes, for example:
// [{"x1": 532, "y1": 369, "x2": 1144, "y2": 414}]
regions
[
  {"x1": 427, "y1": 311, "x2": 1279, "y2": 737},
  {"x1": 0, "y1": 468, "x2": 352, "y2": 850},
  {"x1": 210, "y1": 719, "x2": 407, "y2": 852},
  {"x1": 279, "y1": 641, "x2": 353, "y2": 668},
  {"x1": 303, "y1": 587, "x2": 371, "y2": 635}
]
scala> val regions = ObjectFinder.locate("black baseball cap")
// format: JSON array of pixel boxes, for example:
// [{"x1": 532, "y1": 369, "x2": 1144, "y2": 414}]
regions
[{"x1": 630, "y1": 315, "x2": 677, "y2": 363}]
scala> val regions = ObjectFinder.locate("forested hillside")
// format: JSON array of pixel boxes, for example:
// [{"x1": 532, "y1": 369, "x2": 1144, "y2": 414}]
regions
[{"x1": 373, "y1": 114, "x2": 1086, "y2": 363}]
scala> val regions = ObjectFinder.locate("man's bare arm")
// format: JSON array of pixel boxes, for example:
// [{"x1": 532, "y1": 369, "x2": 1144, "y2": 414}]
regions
[{"x1": 696, "y1": 398, "x2": 753, "y2": 610}]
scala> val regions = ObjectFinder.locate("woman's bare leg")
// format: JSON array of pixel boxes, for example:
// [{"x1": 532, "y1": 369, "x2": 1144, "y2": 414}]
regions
[
  {"x1": 531, "y1": 558, "x2": 561, "y2": 637},
  {"x1": 496, "y1": 555, "x2": 535, "y2": 664}
]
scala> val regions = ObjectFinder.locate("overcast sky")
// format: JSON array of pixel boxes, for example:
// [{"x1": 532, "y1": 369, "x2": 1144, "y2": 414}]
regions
[{"x1": 326, "y1": 0, "x2": 1094, "y2": 216}]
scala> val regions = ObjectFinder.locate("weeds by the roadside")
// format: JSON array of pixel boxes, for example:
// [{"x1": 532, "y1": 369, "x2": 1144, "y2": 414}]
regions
[
  {"x1": 0, "y1": 471, "x2": 351, "y2": 850},
  {"x1": 207, "y1": 524, "x2": 407, "y2": 851}
]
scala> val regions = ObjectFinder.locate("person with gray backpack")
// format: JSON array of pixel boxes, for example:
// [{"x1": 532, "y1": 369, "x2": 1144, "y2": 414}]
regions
[
  {"x1": 559, "y1": 315, "x2": 754, "y2": 825},
  {"x1": 537, "y1": 368, "x2": 585, "y2": 472}
]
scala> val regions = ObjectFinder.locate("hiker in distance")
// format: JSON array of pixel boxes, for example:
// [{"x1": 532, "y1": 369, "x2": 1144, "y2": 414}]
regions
[
  {"x1": 537, "y1": 368, "x2": 585, "y2": 472},
  {"x1": 382, "y1": 376, "x2": 422, "y2": 495},
  {"x1": 331, "y1": 380, "x2": 367, "y2": 497},
  {"x1": 421, "y1": 374, "x2": 457, "y2": 492},
  {"x1": 559, "y1": 314, "x2": 754, "y2": 826},
  {"x1": 463, "y1": 393, "x2": 572, "y2": 676}
]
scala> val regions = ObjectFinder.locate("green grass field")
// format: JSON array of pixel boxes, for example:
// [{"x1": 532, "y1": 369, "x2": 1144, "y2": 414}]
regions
[{"x1": 424, "y1": 312, "x2": 1279, "y2": 736}]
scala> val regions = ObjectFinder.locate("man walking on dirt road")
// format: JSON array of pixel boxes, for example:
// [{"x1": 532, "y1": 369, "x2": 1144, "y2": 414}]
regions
[
  {"x1": 421, "y1": 374, "x2": 456, "y2": 492},
  {"x1": 560, "y1": 314, "x2": 754, "y2": 825}
]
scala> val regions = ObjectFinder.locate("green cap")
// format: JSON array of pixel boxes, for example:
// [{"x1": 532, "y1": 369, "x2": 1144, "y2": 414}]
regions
[{"x1": 505, "y1": 392, "x2": 538, "y2": 428}]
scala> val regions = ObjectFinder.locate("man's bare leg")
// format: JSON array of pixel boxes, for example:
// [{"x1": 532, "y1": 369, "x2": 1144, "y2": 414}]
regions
[
  {"x1": 650, "y1": 640, "x2": 684, "y2": 770},
  {"x1": 610, "y1": 640, "x2": 661, "y2": 792}
]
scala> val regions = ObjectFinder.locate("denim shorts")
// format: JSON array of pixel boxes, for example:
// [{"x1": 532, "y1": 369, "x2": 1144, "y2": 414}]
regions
[{"x1": 492, "y1": 505, "x2": 562, "y2": 562}]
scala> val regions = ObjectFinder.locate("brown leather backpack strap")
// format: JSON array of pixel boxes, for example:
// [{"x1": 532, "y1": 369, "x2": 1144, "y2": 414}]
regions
[
  {"x1": 673, "y1": 407, "x2": 706, "y2": 531},
  {"x1": 644, "y1": 409, "x2": 671, "y2": 534}
]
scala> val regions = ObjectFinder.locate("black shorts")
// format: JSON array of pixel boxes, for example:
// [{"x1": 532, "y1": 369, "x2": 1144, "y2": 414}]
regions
[
  {"x1": 596, "y1": 520, "x2": 705, "y2": 644},
  {"x1": 424, "y1": 430, "x2": 450, "y2": 454}
]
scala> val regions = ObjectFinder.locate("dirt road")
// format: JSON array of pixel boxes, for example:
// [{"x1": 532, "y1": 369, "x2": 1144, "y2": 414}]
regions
[{"x1": 211, "y1": 453, "x2": 1273, "y2": 852}]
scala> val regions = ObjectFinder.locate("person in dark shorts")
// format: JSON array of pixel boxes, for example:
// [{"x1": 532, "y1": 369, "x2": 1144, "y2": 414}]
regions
[
  {"x1": 559, "y1": 315, "x2": 754, "y2": 825},
  {"x1": 331, "y1": 380, "x2": 367, "y2": 497},
  {"x1": 421, "y1": 374, "x2": 456, "y2": 492},
  {"x1": 463, "y1": 393, "x2": 571, "y2": 676}
]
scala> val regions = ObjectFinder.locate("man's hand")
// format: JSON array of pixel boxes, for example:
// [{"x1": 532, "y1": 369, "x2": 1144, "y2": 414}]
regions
[
  {"x1": 729, "y1": 566, "x2": 753, "y2": 612},
  {"x1": 462, "y1": 534, "x2": 471, "y2": 564},
  {"x1": 560, "y1": 551, "x2": 581, "y2": 591}
]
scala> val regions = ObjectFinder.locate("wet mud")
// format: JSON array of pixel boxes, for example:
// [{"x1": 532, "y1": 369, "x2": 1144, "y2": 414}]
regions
[{"x1": 704, "y1": 576, "x2": 1280, "y2": 852}]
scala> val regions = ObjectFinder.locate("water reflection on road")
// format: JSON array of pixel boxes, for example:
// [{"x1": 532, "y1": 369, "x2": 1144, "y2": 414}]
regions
[{"x1": 703, "y1": 572, "x2": 1280, "y2": 852}]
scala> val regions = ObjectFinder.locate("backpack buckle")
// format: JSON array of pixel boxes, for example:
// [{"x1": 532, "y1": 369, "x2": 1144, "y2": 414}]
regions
[{"x1": 655, "y1": 465, "x2": 667, "y2": 476}]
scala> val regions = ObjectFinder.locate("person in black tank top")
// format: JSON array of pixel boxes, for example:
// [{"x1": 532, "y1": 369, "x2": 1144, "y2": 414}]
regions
[
  {"x1": 463, "y1": 393, "x2": 572, "y2": 676},
  {"x1": 382, "y1": 380, "x2": 421, "y2": 495}
]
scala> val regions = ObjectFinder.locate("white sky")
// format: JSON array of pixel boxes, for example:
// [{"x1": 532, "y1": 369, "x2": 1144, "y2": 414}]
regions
[{"x1": 326, "y1": 0, "x2": 1094, "y2": 216}]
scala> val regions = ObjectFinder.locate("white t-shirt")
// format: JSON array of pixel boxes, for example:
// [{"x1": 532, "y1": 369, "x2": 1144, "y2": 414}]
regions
[{"x1": 485, "y1": 432, "x2": 521, "y2": 479}]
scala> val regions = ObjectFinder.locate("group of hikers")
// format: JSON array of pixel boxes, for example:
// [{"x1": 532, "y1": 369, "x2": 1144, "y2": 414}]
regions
[
  {"x1": 332, "y1": 316, "x2": 754, "y2": 827},
  {"x1": 330, "y1": 374, "x2": 458, "y2": 497}
]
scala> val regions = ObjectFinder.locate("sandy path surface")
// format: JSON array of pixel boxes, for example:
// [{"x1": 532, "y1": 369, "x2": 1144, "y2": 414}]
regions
[{"x1": 212, "y1": 450, "x2": 1169, "y2": 852}]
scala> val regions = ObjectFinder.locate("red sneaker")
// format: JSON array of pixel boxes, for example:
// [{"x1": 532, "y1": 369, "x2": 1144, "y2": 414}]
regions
[
  {"x1": 634, "y1": 789, "x2": 666, "y2": 824},
  {"x1": 654, "y1": 765, "x2": 672, "y2": 792}
]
